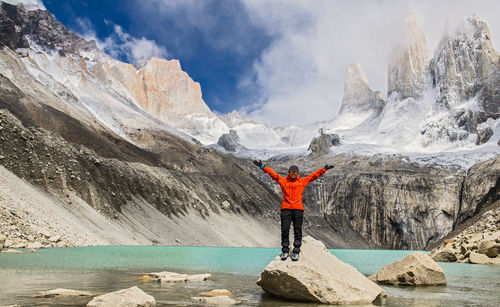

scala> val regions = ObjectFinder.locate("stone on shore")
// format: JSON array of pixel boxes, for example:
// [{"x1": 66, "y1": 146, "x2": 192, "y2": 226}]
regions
[
  {"x1": 469, "y1": 252, "x2": 500, "y2": 265},
  {"x1": 478, "y1": 240, "x2": 500, "y2": 257},
  {"x1": 0, "y1": 234, "x2": 6, "y2": 250},
  {"x1": 431, "y1": 249, "x2": 458, "y2": 262},
  {"x1": 86, "y1": 286, "x2": 155, "y2": 307},
  {"x1": 36, "y1": 288, "x2": 93, "y2": 298},
  {"x1": 369, "y1": 252, "x2": 446, "y2": 286},
  {"x1": 147, "y1": 271, "x2": 211, "y2": 283},
  {"x1": 199, "y1": 289, "x2": 232, "y2": 297},
  {"x1": 191, "y1": 296, "x2": 239, "y2": 305},
  {"x1": 256, "y1": 236, "x2": 384, "y2": 304}
]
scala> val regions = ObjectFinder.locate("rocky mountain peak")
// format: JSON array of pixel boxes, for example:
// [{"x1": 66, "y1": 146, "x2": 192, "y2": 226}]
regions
[
  {"x1": 430, "y1": 14, "x2": 500, "y2": 132},
  {"x1": 218, "y1": 110, "x2": 256, "y2": 128},
  {"x1": 387, "y1": 10, "x2": 428, "y2": 100},
  {"x1": 3, "y1": 0, "x2": 45, "y2": 11},
  {"x1": 339, "y1": 63, "x2": 385, "y2": 114},
  {"x1": 0, "y1": 1, "x2": 97, "y2": 55},
  {"x1": 107, "y1": 56, "x2": 214, "y2": 123}
]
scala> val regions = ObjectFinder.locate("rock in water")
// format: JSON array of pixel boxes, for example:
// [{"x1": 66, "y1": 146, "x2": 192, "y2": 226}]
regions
[
  {"x1": 431, "y1": 249, "x2": 458, "y2": 262},
  {"x1": 369, "y1": 252, "x2": 446, "y2": 286},
  {"x1": 86, "y1": 286, "x2": 155, "y2": 307},
  {"x1": 36, "y1": 288, "x2": 93, "y2": 298},
  {"x1": 256, "y1": 236, "x2": 384, "y2": 304},
  {"x1": 199, "y1": 289, "x2": 232, "y2": 297},
  {"x1": 147, "y1": 271, "x2": 211, "y2": 283},
  {"x1": 191, "y1": 296, "x2": 239, "y2": 305}
]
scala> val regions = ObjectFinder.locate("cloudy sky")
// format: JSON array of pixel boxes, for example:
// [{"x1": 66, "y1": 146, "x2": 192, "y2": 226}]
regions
[{"x1": 41, "y1": 0, "x2": 500, "y2": 127}]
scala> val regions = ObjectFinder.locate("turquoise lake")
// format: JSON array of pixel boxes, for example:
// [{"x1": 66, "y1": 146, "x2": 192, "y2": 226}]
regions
[{"x1": 1, "y1": 246, "x2": 500, "y2": 306}]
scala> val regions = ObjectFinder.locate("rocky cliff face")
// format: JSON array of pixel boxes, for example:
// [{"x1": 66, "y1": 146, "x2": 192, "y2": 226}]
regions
[
  {"x1": 217, "y1": 129, "x2": 241, "y2": 152},
  {"x1": 308, "y1": 128, "x2": 340, "y2": 157},
  {"x1": 0, "y1": 2, "x2": 97, "y2": 55},
  {"x1": 135, "y1": 57, "x2": 212, "y2": 119},
  {"x1": 387, "y1": 11, "x2": 428, "y2": 100},
  {"x1": 430, "y1": 15, "x2": 500, "y2": 132},
  {"x1": 0, "y1": 1, "x2": 498, "y2": 251},
  {"x1": 339, "y1": 64, "x2": 385, "y2": 114},
  {"x1": 261, "y1": 153, "x2": 500, "y2": 250}
]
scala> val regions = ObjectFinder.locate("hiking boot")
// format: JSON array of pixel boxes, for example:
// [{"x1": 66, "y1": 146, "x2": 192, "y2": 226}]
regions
[
  {"x1": 280, "y1": 252, "x2": 289, "y2": 260},
  {"x1": 291, "y1": 252, "x2": 299, "y2": 261}
]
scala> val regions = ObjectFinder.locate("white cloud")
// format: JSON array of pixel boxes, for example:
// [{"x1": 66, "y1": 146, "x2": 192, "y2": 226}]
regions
[
  {"x1": 74, "y1": 18, "x2": 169, "y2": 64},
  {"x1": 240, "y1": 0, "x2": 500, "y2": 126}
]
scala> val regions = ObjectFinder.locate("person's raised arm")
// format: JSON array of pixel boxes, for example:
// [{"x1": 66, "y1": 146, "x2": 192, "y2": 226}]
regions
[
  {"x1": 303, "y1": 164, "x2": 333, "y2": 185},
  {"x1": 253, "y1": 160, "x2": 282, "y2": 183}
]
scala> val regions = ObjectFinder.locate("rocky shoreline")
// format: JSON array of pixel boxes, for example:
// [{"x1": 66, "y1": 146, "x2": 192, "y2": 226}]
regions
[{"x1": 431, "y1": 203, "x2": 500, "y2": 265}]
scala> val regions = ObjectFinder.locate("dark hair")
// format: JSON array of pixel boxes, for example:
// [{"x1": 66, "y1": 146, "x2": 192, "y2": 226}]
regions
[{"x1": 288, "y1": 165, "x2": 299, "y2": 173}]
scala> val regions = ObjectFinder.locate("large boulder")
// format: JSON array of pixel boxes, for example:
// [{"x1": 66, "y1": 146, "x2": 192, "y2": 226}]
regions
[
  {"x1": 431, "y1": 249, "x2": 458, "y2": 262},
  {"x1": 369, "y1": 252, "x2": 446, "y2": 286},
  {"x1": 478, "y1": 240, "x2": 500, "y2": 257},
  {"x1": 86, "y1": 286, "x2": 155, "y2": 307},
  {"x1": 256, "y1": 236, "x2": 384, "y2": 304},
  {"x1": 469, "y1": 251, "x2": 492, "y2": 264}
]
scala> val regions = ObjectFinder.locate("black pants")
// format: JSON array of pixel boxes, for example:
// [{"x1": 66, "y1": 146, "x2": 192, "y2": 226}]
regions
[{"x1": 280, "y1": 209, "x2": 304, "y2": 254}]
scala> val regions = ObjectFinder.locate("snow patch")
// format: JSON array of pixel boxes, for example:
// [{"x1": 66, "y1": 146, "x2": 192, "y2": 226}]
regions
[{"x1": 2, "y1": 0, "x2": 45, "y2": 10}]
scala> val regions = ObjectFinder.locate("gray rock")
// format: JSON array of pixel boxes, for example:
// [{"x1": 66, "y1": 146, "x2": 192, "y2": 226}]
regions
[
  {"x1": 478, "y1": 240, "x2": 500, "y2": 257},
  {"x1": 308, "y1": 128, "x2": 341, "y2": 156},
  {"x1": 432, "y1": 249, "x2": 458, "y2": 262},
  {"x1": 370, "y1": 252, "x2": 446, "y2": 286},
  {"x1": 469, "y1": 251, "x2": 492, "y2": 264},
  {"x1": 476, "y1": 126, "x2": 494, "y2": 145},
  {"x1": 430, "y1": 16, "x2": 500, "y2": 133},
  {"x1": 257, "y1": 236, "x2": 384, "y2": 304},
  {"x1": 217, "y1": 129, "x2": 240, "y2": 152},
  {"x1": 0, "y1": 2, "x2": 97, "y2": 55},
  {"x1": 86, "y1": 286, "x2": 155, "y2": 307}
]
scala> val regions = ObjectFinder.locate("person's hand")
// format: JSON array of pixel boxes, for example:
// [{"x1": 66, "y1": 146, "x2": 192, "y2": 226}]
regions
[
  {"x1": 253, "y1": 160, "x2": 263, "y2": 167},
  {"x1": 324, "y1": 164, "x2": 334, "y2": 170}
]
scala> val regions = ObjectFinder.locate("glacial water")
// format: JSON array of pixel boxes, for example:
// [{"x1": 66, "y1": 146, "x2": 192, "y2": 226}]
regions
[{"x1": 1, "y1": 246, "x2": 499, "y2": 306}]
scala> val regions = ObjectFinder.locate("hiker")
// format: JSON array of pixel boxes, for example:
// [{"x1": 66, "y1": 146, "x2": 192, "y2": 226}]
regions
[{"x1": 253, "y1": 160, "x2": 333, "y2": 261}]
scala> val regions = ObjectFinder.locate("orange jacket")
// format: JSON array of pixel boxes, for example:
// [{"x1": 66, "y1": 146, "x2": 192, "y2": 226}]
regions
[{"x1": 263, "y1": 166, "x2": 326, "y2": 210}]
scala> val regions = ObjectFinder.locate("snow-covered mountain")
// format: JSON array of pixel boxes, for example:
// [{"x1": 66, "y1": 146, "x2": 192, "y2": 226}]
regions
[
  {"x1": 0, "y1": 1, "x2": 498, "y2": 167},
  {"x1": 202, "y1": 12, "x2": 499, "y2": 165}
]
